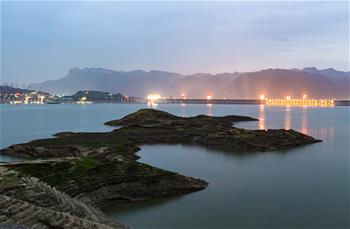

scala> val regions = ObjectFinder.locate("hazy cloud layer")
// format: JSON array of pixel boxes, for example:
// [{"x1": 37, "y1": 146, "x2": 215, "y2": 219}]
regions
[{"x1": 1, "y1": 1, "x2": 348, "y2": 84}]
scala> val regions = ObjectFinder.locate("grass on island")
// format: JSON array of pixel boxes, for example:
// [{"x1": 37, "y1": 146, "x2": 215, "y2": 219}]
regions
[{"x1": 10, "y1": 157, "x2": 173, "y2": 188}]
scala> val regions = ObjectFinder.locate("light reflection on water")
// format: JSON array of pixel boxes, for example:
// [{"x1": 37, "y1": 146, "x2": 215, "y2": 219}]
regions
[
  {"x1": 301, "y1": 106, "x2": 308, "y2": 134},
  {"x1": 1, "y1": 104, "x2": 348, "y2": 228},
  {"x1": 180, "y1": 103, "x2": 187, "y2": 117},
  {"x1": 206, "y1": 103, "x2": 213, "y2": 116},
  {"x1": 259, "y1": 104, "x2": 265, "y2": 130},
  {"x1": 284, "y1": 105, "x2": 291, "y2": 130},
  {"x1": 104, "y1": 104, "x2": 348, "y2": 228},
  {"x1": 254, "y1": 105, "x2": 334, "y2": 140},
  {"x1": 310, "y1": 127, "x2": 335, "y2": 140}
]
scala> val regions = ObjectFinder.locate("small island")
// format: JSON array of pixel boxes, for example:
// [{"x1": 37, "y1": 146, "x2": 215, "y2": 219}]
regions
[{"x1": 0, "y1": 109, "x2": 321, "y2": 228}]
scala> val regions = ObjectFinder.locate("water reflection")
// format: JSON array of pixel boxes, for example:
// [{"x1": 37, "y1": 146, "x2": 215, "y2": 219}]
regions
[
  {"x1": 105, "y1": 193, "x2": 182, "y2": 216},
  {"x1": 284, "y1": 105, "x2": 291, "y2": 130},
  {"x1": 259, "y1": 105, "x2": 265, "y2": 130},
  {"x1": 0, "y1": 154, "x2": 24, "y2": 163},
  {"x1": 206, "y1": 103, "x2": 213, "y2": 116},
  {"x1": 180, "y1": 103, "x2": 187, "y2": 117},
  {"x1": 2, "y1": 104, "x2": 348, "y2": 228},
  {"x1": 301, "y1": 106, "x2": 308, "y2": 134},
  {"x1": 147, "y1": 102, "x2": 158, "y2": 108},
  {"x1": 309, "y1": 127, "x2": 335, "y2": 140}
]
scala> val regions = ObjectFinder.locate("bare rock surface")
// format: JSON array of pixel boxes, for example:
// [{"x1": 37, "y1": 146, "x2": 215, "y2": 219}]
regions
[
  {"x1": 0, "y1": 109, "x2": 322, "y2": 228},
  {"x1": 0, "y1": 167, "x2": 128, "y2": 228}
]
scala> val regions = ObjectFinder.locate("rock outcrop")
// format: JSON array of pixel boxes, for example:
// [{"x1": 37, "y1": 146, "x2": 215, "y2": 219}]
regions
[
  {"x1": 0, "y1": 109, "x2": 322, "y2": 228},
  {"x1": 2, "y1": 158, "x2": 207, "y2": 209},
  {"x1": 0, "y1": 167, "x2": 128, "y2": 228}
]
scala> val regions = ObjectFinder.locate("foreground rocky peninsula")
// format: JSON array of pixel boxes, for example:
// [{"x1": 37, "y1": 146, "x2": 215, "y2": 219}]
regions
[{"x1": 0, "y1": 109, "x2": 321, "y2": 228}]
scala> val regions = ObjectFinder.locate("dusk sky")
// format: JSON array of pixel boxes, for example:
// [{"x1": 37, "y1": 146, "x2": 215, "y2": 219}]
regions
[{"x1": 1, "y1": 1, "x2": 349, "y2": 84}]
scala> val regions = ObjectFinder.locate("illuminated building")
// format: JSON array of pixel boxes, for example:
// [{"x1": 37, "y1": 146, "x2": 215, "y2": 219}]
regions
[{"x1": 264, "y1": 96, "x2": 334, "y2": 107}]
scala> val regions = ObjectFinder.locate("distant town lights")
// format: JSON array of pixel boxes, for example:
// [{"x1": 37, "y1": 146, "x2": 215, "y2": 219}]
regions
[
  {"x1": 265, "y1": 97, "x2": 334, "y2": 107},
  {"x1": 146, "y1": 94, "x2": 161, "y2": 101}
]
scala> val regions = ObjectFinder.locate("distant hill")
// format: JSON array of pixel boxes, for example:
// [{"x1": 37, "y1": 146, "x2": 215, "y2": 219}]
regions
[
  {"x1": 0, "y1": 86, "x2": 34, "y2": 94},
  {"x1": 29, "y1": 67, "x2": 349, "y2": 99},
  {"x1": 28, "y1": 68, "x2": 239, "y2": 98},
  {"x1": 68, "y1": 90, "x2": 126, "y2": 102},
  {"x1": 234, "y1": 69, "x2": 345, "y2": 99},
  {"x1": 302, "y1": 67, "x2": 349, "y2": 81}
]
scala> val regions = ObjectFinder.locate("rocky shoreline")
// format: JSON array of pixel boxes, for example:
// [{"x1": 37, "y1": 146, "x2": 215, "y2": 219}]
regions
[{"x1": 0, "y1": 109, "x2": 322, "y2": 228}]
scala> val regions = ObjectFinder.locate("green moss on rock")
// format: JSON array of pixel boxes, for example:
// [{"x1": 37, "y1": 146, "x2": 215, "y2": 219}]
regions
[{"x1": 10, "y1": 157, "x2": 172, "y2": 188}]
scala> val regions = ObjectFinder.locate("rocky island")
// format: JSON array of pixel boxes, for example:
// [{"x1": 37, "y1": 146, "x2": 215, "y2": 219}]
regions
[{"x1": 0, "y1": 109, "x2": 321, "y2": 228}]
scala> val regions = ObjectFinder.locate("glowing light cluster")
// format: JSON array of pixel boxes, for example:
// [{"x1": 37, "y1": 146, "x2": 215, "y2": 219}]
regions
[
  {"x1": 146, "y1": 94, "x2": 161, "y2": 101},
  {"x1": 258, "y1": 94, "x2": 334, "y2": 107},
  {"x1": 265, "y1": 98, "x2": 334, "y2": 107},
  {"x1": 146, "y1": 93, "x2": 161, "y2": 107}
]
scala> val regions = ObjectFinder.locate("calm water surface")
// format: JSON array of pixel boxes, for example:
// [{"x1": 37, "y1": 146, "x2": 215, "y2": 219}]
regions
[{"x1": 1, "y1": 104, "x2": 349, "y2": 228}]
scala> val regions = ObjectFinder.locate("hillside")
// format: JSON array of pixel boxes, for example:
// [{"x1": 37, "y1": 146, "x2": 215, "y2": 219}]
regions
[
  {"x1": 28, "y1": 67, "x2": 349, "y2": 99},
  {"x1": 69, "y1": 90, "x2": 126, "y2": 102},
  {"x1": 302, "y1": 67, "x2": 349, "y2": 81},
  {"x1": 234, "y1": 69, "x2": 343, "y2": 99},
  {"x1": 0, "y1": 86, "x2": 34, "y2": 94}
]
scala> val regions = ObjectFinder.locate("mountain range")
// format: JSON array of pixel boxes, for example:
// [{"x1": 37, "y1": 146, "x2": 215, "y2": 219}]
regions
[{"x1": 29, "y1": 67, "x2": 350, "y2": 99}]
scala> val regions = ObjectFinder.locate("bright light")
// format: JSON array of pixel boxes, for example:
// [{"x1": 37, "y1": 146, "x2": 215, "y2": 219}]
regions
[
  {"x1": 265, "y1": 97, "x2": 335, "y2": 107},
  {"x1": 303, "y1": 94, "x2": 308, "y2": 100},
  {"x1": 147, "y1": 101, "x2": 158, "y2": 107},
  {"x1": 206, "y1": 95, "x2": 212, "y2": 100},
  {"x1": 260, "y1": 94, "x2": 265, "y2": 100},
  {"x1": 146, "y1": 94, "x2": 161, "y2": 101}
]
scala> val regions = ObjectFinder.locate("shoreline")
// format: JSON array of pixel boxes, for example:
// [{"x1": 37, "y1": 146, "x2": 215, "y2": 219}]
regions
[
  {"x1": 1, "y1": 99, "x2": 349, "y2": 106},
  {"x1": 0, "y1": 109, "x2": 322, "y2": 227}
]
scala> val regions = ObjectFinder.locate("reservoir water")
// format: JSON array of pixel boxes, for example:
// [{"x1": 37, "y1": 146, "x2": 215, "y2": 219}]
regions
[{"x1": 1, "y1": 104, "x2": 349, "y2": 228}]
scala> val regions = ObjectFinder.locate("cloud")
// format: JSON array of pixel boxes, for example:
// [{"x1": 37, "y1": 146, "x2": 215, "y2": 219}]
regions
[{"x1": 1, "y1": 1, "x2": 349, "y2": 84}]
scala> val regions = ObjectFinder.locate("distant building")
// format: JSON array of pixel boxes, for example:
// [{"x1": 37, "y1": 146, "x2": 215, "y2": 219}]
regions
[{"x1": 0, "y1": 86, "x2": 52, "y2": 104}]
